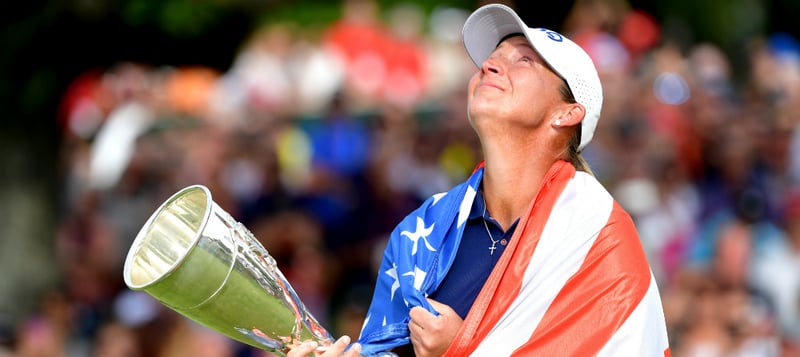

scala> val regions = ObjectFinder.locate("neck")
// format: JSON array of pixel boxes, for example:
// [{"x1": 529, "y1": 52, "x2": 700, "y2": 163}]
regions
[
  {"x1": 480, "y1": 139, "x2": 562, "y2": 231},
  {"x1": 472, "y1": 109, "x2": 573, "y2": 230}
]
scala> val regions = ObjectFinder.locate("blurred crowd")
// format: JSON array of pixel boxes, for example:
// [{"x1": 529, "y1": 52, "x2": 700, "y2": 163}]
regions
[{"x1": 3, "y1": 0, "x2": 800, "y2": 356}]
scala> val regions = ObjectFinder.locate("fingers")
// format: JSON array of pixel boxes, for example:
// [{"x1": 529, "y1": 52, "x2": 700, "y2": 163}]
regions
[
  {"x1": 409, "y1": 298, "x2": 455, "y2": 328},
  {"x1": 408, "y1": 298, "x2": 463, "y2": 357},
  {"x1": 286, "y1": 335, "x2": 361, "y2": 357},
  {"x1": 344, "y1": 340, "x2": 363, "y2": 357},
  {"x1": 426, "y1": 298, "x2": 451, "y2": 313},
  {"x1": 409, "y1": 305, "x2": 435, "y2": 330},
  {"x1": 328, "y1": 335, "x2": 362, "y2": 357},
  {"x1": 331, "y1": 335, "x2": 363, "y2": 357},
  {"x1": 286, "y1": 340, "x2": 318, "y2": 357}
]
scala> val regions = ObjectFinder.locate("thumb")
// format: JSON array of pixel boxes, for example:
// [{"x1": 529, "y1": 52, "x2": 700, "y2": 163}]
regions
[
  {"x1": 426, "y1": 298, "x2": 452, "y2": 314},
  {"x1": 410, "y1": 304, "x2": 436, "y2": 322}
]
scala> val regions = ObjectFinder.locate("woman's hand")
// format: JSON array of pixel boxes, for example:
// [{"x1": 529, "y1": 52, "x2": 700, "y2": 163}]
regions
[
  {"x1": 408, "y1": 298, "x2": 463, "y2": 357},
  {"x1": 286, "y1": 335, "x2": 362, "y2": 357}
]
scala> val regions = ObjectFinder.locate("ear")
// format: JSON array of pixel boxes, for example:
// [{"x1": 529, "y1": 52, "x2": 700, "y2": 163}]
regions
[{"x1": 559, "y1": 103, "x2": 586, "y2": 127}]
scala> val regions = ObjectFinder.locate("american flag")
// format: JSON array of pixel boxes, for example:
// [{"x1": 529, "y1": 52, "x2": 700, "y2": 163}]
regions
[{"x1": 358, "y1": 161, "x2": 670, "y2": 356}]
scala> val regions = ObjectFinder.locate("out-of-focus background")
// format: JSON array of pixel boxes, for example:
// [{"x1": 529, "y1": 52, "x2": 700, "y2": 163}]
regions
[{"x1": 2, "y1": 0, "x2": 800, "y2": 355}]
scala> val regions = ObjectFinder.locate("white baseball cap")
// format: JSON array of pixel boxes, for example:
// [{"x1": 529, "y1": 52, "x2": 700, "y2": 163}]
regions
[{"x1": 462, "y1": 3, "x2": 603, "y2": 151}]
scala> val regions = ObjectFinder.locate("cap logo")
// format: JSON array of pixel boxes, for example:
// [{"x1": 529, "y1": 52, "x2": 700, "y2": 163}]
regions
[{"x1": 537, "y1": 28, "x2": 563, "y2": 42}]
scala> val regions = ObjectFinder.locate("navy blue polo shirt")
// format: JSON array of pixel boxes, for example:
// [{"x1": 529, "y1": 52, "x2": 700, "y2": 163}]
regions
[{"x1": 428, "y1": 190, "x2": 519, "y2": 319}]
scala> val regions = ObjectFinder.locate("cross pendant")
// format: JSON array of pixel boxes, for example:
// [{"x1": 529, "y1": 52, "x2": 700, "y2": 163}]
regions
[{"x1": 489, "y1": 244, "x2": 497, "y2": 255}]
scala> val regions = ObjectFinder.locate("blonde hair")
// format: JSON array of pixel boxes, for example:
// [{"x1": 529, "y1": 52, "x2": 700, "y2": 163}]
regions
[
  {"x1": 560, "y1": 82, "x2": 594, "y2": 175},
  {"x1": 568, "y1": 125, "x2": 594, "y2": 175}
]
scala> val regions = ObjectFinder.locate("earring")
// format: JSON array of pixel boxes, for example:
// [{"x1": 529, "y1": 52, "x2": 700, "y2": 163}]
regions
[{"x1": 553, "y1": 119, "x2": 561, "y2": 127}]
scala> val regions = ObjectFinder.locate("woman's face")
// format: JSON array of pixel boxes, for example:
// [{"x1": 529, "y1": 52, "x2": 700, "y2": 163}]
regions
[{"x1": 467, "y1": 35, "x2": 565, "y2": 132}]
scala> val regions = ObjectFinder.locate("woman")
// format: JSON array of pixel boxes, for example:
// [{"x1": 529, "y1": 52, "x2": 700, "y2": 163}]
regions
[{"x1": 289, "y1": 3, "x2": 669, "y2": 356}]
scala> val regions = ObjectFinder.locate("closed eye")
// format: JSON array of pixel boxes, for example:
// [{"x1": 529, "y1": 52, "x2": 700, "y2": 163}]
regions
[{"x1": 517, "y1": 55, "x2": 534, "y2": 65}]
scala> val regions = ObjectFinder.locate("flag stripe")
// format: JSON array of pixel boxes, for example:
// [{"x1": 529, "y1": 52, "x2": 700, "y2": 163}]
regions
[
  {"x1": 596, "y1": 273, "x2": 670, "y2": 357},
  {"x1": 472, "y1": 170, "x2": 613, "y2": 356},
  {"x1": 510, "y1": 201, "x2": 651, "y2": 356},
  {"x1": 445, "y1": 161, "x2": 575, "y2": 355}
]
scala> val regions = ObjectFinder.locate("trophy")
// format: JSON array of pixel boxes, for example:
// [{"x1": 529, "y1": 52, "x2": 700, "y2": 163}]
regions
[{"x1": 122, "y1": 185, "x2": 335, "y2": 355}]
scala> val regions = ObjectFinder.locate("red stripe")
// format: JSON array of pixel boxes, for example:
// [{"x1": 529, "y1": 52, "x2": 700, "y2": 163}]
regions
[
  {"x1": 511, "y1": 202, "x2": 651, "y2": 356},
  {"x1": 444, "y1": 161, "x2": 574, "y2": 356}
]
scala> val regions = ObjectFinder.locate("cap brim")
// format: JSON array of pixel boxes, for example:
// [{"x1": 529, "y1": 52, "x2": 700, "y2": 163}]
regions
[{"x1": 462, "y1": 4, "x2": 529, "y2": 68}]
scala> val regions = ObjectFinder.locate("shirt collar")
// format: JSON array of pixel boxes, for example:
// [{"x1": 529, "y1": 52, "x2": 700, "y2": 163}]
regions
[
  {"x1": 469, "y1": 188, "x2": 521, "y2": 231},
  {"x1": 469, "y1": 188, "x2": 490, "y2": 221}
]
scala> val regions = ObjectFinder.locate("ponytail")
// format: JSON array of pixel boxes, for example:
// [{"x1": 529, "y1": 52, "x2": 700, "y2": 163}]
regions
[{"x1": 568, "y1": 125, "x2": 594, "y2": 175}]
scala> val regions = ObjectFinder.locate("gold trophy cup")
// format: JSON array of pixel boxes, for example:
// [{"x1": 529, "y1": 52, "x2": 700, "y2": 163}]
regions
[{"x1": 123, "y1": 185, "x2": 334, "y2": 355}]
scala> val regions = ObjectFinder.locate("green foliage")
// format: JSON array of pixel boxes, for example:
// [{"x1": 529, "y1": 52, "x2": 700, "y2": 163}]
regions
[
  {"x1": 121, "y1": 0, "x2": 234, "y2": 37},
  {"x1": 252, "y1": 0, "x2": 474, "y2": 33},
  {"x1": 256, "y1": 1, "x2": 342, "y2": 28},
  {"x1": 653, "y1": 0, "x2": 766, "y2": 49}
]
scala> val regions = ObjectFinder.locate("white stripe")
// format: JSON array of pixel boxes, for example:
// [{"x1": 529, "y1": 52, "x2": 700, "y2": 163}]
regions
[
  {"x1": 472, "y1": 172, "x2": 614, "y2": 356},
  {"x1": 596, "y1": 273, "x2": 669, "y2": 357}
]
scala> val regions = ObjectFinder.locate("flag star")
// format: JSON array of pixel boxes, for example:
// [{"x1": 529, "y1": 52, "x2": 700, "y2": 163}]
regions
[
  {"x1": 458, "y1": 185, "x2": 477, "y2": 227},
  {"x1": 362, "y1": 314, "x2": 371, "y2": 331},
  {"x1": 402, "y1": 265, "x2": 428, "y2": 291},
  {"x1": 431, "y1": 192, "x2": 447, "y2": 205},
  {"x1": 385, "y1": 264, "x2": 400, "y2": 301},
  {"x1": 400, "y1": 217, "x2": 436, "y2": 255}
]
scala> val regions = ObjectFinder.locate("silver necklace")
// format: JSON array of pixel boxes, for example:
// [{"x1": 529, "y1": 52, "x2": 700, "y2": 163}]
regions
[{"x1": 482, "y1": 205, "x2": 500, "y2": 255}]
